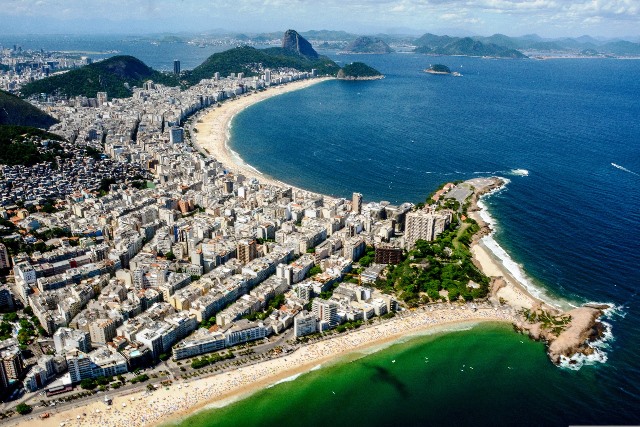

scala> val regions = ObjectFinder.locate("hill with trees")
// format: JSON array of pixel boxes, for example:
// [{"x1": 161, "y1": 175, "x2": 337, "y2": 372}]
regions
[
  {"x1": 414, "y1": 34, "x2": 527, "y2": 58},
  {"x1": 337, "y1": 62, "x2": 383, "y2": 80},
  {"x1": 0, "y1": 125, "x2": 65, "y2": 166},
  {"x1": 0, "y1": 90, "x2": 58, "y2": 128},
  {"x1": 19, "y1": 55, "x2": 179, "y2": 99},
  {"x1": 343, "y1": 36, "x2": 393, "y2": 54}
]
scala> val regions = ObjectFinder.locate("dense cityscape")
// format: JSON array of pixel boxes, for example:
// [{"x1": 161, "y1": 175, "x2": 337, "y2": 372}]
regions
[{"x1": 0, "y1": 53, "x2": 470, "y2": 421}]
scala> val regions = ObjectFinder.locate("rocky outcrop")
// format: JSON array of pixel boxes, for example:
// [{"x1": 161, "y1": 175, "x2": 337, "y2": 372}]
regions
[
  {"x1": 282, "y1": 29, "x2": 319, "y2": 59},
  {"x1": 515, "y1": 306, "x2": 607, "y2": 365}
]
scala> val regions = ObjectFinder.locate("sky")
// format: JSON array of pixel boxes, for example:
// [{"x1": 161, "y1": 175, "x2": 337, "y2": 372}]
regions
[{"x1": 0, "y1": 0, "x2": 639, "y2": 39}]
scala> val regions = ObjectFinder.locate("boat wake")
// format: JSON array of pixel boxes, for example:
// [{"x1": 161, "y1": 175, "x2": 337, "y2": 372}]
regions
[{"x1": 611, "y1": 163, "x2": 639, "y2": 176}]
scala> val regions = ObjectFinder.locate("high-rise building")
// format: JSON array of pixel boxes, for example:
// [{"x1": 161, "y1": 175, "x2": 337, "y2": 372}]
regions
[
  {"x1": 173, "y1": 59, "x2": 181, "y2": 75},
  {"x1": 293, "y1": 311, "x2": 317, "y2": 337},
  {"x1": 265, "y1": 69, "x2": 271, "y2": 85},
  {"x1": 89, "y1": 319, "x2": 117, "y2": 346},
  {"x1": 404, "y1": 208, "x2": 452, "y2": 250},
  {"x1": 352, "y1": 192, "x2": 363, "y2": 214},
  {"x1": 312, "y1": 298, "x2": 339, "y2": 329},
  {"x1": 169, "y1": 126, "x2": 184, "y2": 144},
  {"x1": 96, "y1": 92, "x2": 107, "y2": 106},
  {"x1": 237, "y1": 239, "x2": 257, "y2": 264},
  {"x1": 0, "y1": 243, "x2": 9, "y2": 269}
]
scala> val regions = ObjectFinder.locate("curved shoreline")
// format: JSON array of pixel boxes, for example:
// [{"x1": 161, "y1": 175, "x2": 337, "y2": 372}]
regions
[
  {"x1": 25, "y1": 309, "x2": 516, "y2": 427},
  {"x1": 191, "y1": 77, "x2": 333, "y2": 192},
  {"x1": 14, "y1": 74, "x2": 608, "y2": 427}
]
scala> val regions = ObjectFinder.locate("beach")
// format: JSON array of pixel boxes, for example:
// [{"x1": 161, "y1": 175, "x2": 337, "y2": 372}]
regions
[
  {"x1": 191, "y1": 77, "x2": 333, "y2": 188},
  {"x1": 23, "y1": 306, "x2": 517, "y2": 427},
  {"x1": 13, "y1": 77, "x2": 550, "y2": 427}
]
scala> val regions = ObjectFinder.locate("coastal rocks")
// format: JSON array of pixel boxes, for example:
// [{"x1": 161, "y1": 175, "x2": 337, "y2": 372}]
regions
[
  {"x1": 282, "y1": 30, "x2": 319, "y2": 59},
  {"x1": 516, "y1": 306, "x2": 608, "y2": 365}
]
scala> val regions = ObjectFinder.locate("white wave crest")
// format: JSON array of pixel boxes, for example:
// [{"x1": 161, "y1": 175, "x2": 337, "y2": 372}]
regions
[
  {"x1": 510, "y1": 169, "x2": 529, "y2": 176},
  {"x1": 558, "y1": 320, "x2": 614, "y2": 371},
  {"x1": 267, "y1": 373, "x2": 302, "y2": 388}
]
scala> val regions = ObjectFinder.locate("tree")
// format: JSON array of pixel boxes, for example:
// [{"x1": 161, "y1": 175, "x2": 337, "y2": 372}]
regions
[
  {"x1": 80, "y1": 378, "x2": 97, "y2": 390},
  {"x1": 15, "y1": 403, "x2": 32, "y2": 415},
  {"x1": 165, "y1": 251, "x2": 176, "y2": 261}
]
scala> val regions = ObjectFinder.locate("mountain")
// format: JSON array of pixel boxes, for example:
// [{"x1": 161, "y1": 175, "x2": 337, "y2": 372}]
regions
[
  {"x1": 19, "y1": 55, "x2": 179, "y2": 99},
  {"x1": 415, "y1": 36, "x2": 527, "y2": 58},
  {"x1": 184, "y1": 46, "x2": 340, "y2": 85},
  {"x1": 282, "y1": 29, "x2": 319, "y2": 58},
  {"x1": 343, "y1": 36, "x2": 394, "y2": 54},
  {"x1": 337, "y1": 62, "x2": 383, "y2": 80},
  {"x1": 185, "y1": 30, "x2": 346, "y2": 84},
  {"x1": 0, "y1": 90, "x2": 58, "y2": 128}
]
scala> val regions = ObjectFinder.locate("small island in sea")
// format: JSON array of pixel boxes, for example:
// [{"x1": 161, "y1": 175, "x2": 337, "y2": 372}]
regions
[
  {"x1": 337, "y1": 62, "x2": 384, "y2": 80},
  {"x1": 425, "y1": 64, "x2": 462, "y2": 76}
]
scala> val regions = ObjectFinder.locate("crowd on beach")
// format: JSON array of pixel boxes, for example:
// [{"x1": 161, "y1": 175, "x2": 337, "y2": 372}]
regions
[{"x1": 36, "y1": 305, "x2": 517, "y2": 427}]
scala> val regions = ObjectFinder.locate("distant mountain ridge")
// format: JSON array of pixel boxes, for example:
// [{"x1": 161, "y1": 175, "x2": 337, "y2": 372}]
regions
[
  {"x1": 414, "y1": 34, "x2": 527, "y2": 58},
  {"x1": 343, "y1": 37, "x2": 393, "y2": 54}
]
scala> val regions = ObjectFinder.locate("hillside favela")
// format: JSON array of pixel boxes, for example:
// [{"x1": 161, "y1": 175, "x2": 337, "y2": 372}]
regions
[{"x1": 0, "y1": 2, "x2": 638, "y2": 427}]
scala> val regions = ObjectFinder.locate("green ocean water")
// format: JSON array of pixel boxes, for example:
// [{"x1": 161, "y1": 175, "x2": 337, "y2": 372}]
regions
[{"x1": 172, "y1": 323, "x2": 609, "y2": 427}]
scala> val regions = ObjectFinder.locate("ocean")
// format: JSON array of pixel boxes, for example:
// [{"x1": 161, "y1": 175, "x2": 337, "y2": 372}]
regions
[
  {"x1": 4, "y1": 35, "x2": 639, "y2": 425},
  {"x1": 224, "y1": 53, "x2": 640, "y2": 425}
]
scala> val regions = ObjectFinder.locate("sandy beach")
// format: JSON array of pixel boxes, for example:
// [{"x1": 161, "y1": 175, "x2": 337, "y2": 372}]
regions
[
  {"x1": 191, "y1": 77, "x2": 333, "y2": 189},
  {"x1": 23, "y1": 306, "x2": 517, "y2": 427},
  {"x1": 12, "y1": 78, "x2": 550, "y2": 427}
]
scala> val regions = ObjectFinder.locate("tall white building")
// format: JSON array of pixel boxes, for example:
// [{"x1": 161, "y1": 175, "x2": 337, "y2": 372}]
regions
[
  {"x1": 312, "y1": 298, "x2": 339, "y2": 330},
  {"x1": 404, "y1": 208, "x2": 452, "y2": 250}
]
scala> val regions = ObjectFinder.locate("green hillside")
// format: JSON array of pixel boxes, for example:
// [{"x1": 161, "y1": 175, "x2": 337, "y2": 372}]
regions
[
  {"x1": 0, "y1": 125, "x2": 65, "y2": 166},
  {"x1": 414, "y1": 34, "x2": 527, "y2": 58},
  {"x1": 20, "y1": 55, "x2": 179, "y2": 99},
  {"x1": 337, "y1": 62, "x2": 383, "y2": 79},
  {"x1": 0, "y1": 90, "x2": 58, "y2": 128},
  {"x1": 183, "y1": 46, "x2": 340, "y2": 85}
]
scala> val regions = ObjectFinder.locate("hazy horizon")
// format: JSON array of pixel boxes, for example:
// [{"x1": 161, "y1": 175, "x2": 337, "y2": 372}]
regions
[{"x1": 0, "y1": 0, "x2": 638, "y2": 40}]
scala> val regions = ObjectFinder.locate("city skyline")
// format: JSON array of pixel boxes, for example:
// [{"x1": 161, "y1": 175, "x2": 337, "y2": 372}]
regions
[{"x1": 1, "y1": 0, "x2": 639, "y2": 39}]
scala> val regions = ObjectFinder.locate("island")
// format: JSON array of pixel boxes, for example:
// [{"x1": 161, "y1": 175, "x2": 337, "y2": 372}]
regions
[
  {"x1": 341, "y1": 36, "x2": 394, "y2": 54},
  {"x1": 337, "y1": 62, "x2": 384, "y2": 80},
  {"x1": 425, "y1": 64, "x2": 462, "y2": 76}
]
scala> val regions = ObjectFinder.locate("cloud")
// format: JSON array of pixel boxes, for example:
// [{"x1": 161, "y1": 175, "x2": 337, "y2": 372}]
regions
[{"x1": 0, "y1": 0, "x2": 638, "y2": 36}]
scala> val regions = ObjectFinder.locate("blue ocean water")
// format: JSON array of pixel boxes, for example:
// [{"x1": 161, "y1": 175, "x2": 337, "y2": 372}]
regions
[
  {"x1": 228, "y1": 53, "x2": 640, "y2": 423},
  {"x1": 4, "y1": 34, "x2": 640, "y2": 424}
]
